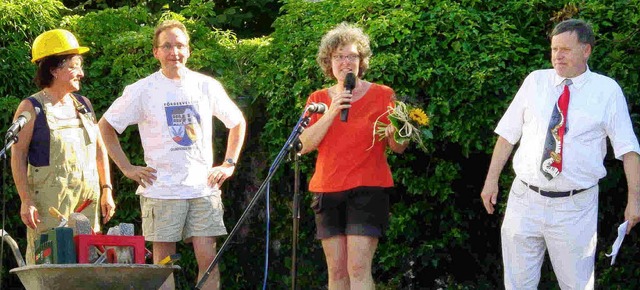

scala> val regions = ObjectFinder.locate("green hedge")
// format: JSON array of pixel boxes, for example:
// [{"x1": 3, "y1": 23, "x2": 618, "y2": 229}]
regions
[
  {"x1": 0, "y1": 0, "x2": 65, "y2": 287},
  {"x1": 1, "y1": 0, "x2": 639, "y2": 289},
  {"x1": 251, "y1": 0, "x2": 640, "y2": 289}
]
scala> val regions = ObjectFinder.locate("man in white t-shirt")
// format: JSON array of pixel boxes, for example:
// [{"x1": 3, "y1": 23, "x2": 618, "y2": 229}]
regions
[
  {"x1": 480, "y1": 19, "x2": 640, "y2": 289},
  {"x1": 98, "y1": 20, "x2": 246, "y2": 290}
]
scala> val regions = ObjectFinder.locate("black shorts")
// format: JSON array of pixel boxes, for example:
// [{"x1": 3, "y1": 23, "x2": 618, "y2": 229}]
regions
[{"x1": 311, "y1": 186, "x2": 391, "y2": 239}]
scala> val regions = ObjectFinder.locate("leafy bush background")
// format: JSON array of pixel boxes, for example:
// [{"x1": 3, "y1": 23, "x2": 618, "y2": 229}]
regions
[{"x1": 1, "y1": 0, "x2": 639, "y2": 289}]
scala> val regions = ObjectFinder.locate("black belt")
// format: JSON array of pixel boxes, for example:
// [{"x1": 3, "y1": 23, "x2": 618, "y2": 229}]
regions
[{"x1": 520, "y1": 180, "x2": 589, "y2": 198}]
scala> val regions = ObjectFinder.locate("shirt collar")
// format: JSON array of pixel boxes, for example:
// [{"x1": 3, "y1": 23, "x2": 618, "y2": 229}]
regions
[{"x1": 553, "y1": 66, "x2": 591, "y2": 89}]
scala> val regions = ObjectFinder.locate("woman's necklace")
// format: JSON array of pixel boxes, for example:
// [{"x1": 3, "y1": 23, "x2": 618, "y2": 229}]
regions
[
  {"x1": 40, "y1": 90, "x2": 80, "y2": 120},
  {"x1": 41, "y1": 90, "x2": 71, "y2": 106}
]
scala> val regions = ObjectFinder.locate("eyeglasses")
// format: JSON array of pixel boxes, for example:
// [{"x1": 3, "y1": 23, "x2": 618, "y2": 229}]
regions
[
  {"x1": 59, "y1": 65, "x2": 83, "y2": 73},
  {"x1": 157, "y1": 43, "x2": 189, "y2": 51},
  {"x1": 332, "y1": 54, "x2": 360, "y2": 62}
]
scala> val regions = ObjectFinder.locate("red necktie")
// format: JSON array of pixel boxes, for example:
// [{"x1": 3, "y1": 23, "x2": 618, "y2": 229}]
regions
[{"x1": 541, "y1": 79, "x2": 572, "y2": 180}]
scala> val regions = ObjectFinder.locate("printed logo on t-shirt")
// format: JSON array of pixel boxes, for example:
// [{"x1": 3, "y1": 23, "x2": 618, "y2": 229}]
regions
[{"x1": 165, "y1": 102, "x2": 202, "y2": 146}]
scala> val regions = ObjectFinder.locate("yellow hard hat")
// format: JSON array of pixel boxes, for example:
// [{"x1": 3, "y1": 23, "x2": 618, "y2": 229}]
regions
[{"x1": 31, "y1": 29, "x2": 89, "y2": 63}]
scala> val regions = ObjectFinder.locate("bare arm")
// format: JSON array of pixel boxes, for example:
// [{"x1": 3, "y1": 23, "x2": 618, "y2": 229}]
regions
[
  {"x1": 98, "y1": 117, "x2": 156, "y2": 187},
  {"x1": 10, "y1": 100, "x2": 40, "y2": 229},
  {"x1": 224, "y1": 119, "x2": 247, "y2": 165},
  {"x1": 299, "y1": 91, "x2": 351, "y2": 155},
  {"x1": 84, "y1": 97, "x2": 115, "y2": 224},
  {"x1": 480, "y1": 136, "x2": 515, "y2": 214},
  {"x1": 95, "y1": 133, "x2": 116, "y2": 223},
  {"x1": 623, "y1": 152, "x2": 640, "y2": 234},
  {"x1": 208, "y1": 118, "x2": 247, "y2": 187}
]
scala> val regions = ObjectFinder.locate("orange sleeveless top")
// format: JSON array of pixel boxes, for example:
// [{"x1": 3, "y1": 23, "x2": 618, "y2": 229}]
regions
[{"x1": 306, "y1": 83, "x2": 395, "y2": 193}]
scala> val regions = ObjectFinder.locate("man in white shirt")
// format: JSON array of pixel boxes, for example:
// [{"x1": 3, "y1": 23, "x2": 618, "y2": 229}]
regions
[
  {"x1": 98, "y1": 20, "x2": 246, "y2": 290},
  {"x1": 480, "y1": 19, "x2": 640, "y2": 289}
]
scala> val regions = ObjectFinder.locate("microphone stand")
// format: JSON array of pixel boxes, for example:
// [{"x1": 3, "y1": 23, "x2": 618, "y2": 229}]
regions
[
  {"x1": 0, "y1": 135, "x2": 18, "y2": 284},
  {"x1": 0, "y1": 135, "x2": 19, "y2": 158},
  {"x1": 195, "y1": 113, "x2": 312, "y2": 289},
  {"x1": 291, "y1": 139, "x2": 302, "y2": 290}
]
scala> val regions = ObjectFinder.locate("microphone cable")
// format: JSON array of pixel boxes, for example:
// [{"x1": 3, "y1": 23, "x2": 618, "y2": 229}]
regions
[
  {"x1": 262, "y1": 111, "x2": 308, "y2": 290},
  {"x1": 1, "y1": 137, "x2": 8, "y2": 284}
]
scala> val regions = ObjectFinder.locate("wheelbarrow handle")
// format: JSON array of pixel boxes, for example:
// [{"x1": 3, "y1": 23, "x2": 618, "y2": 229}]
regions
[{"x1": 1, "y1": 229, "x2": 26, "y2": 267}]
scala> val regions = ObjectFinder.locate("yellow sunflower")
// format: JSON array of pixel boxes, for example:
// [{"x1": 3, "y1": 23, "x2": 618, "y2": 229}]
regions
[{"x1": 409, "y1": 108, "x2": 429, "y2": 126}]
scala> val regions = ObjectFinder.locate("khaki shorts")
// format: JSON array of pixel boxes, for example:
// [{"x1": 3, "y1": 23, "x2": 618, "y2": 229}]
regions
[{"x1": 140, "y1": 195, "x2": 227, "y2": 242}]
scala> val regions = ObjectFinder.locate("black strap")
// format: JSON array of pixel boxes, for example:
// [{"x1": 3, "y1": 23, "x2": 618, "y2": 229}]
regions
[
  {"x1": 71, "y1": 93, "x2": 92, "y2": 114},
  {"x1": 521, "y1": 180, "x2": 589, "y2": 198}
]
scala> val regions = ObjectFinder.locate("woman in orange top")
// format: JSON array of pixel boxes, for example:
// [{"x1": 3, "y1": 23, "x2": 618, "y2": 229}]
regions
[{"x1": 299, "y1": 22, "x2": 408, "y2": 289}]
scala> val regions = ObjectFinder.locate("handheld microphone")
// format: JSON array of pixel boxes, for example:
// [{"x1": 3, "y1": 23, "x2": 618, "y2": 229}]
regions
[
  {"x1": 341, "y1": 72, "x2": 355, "y2": 122},
  {"x1": 306, "y1": 102, "x2": 327, "y2": 114},
  {"x1": 5, "y1": 111, "x2": 32, "y2": 139}
]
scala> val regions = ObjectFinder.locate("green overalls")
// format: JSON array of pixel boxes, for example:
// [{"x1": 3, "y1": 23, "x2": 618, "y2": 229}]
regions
[{"x1": 25, "y1": 92, "x2": 100, "y2": 264}]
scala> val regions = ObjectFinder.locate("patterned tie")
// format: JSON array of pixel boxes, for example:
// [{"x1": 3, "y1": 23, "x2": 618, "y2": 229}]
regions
[{"x1": 541, "y1": 79, "x2": 572, "y2": 180}]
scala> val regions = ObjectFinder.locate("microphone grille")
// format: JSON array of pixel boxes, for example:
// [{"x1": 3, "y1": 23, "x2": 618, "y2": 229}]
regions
[
  {"x1": 345, "y1": 72, "x2": 356, "y2": 91},
  {"x1": 20, "y1": 110, "x2": 33, "y2": 123},
  {"x1": 319, "y1": 102, "x2": 327, "y2": 113}
]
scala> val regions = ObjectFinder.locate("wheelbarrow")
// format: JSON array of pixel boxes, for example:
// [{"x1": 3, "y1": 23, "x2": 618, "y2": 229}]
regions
[{"x1": 2, "y1": 229, "x2": 180, "y2": 290}]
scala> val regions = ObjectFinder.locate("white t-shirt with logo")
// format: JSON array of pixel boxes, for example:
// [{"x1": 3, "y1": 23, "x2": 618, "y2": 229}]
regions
[{"x1": 104, "y1": 69, "x2": 244, "y2": 199}]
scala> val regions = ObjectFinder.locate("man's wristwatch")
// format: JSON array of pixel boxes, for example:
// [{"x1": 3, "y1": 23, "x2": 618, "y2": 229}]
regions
[{"x1": 224, "y1": 158, "x2": 236, "y2": 166}]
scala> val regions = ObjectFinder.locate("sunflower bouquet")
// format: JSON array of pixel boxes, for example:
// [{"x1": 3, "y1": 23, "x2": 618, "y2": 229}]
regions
[{"x1": 369, "y1": 100, "x2": 432, "y2": 152}]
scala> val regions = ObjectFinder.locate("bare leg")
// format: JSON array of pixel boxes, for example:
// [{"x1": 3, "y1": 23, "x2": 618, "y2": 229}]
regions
[
  {"x1": 321, "y1": 235, "x2": 349, "y2": 290},
  {"x1": 154, "y1": 242, "x2": 177, "y2": 290},
  {"x1": 193, "y1": 236, "x2": 219, "y2": 290},
  {"x1": 347, "y1": 235, "x2": 378, "y2": 290}
]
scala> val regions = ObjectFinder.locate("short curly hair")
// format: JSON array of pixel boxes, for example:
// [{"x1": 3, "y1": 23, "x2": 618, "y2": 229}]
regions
[{"x1": 316, "y1": 22, "x2": 372, "y2": 79}]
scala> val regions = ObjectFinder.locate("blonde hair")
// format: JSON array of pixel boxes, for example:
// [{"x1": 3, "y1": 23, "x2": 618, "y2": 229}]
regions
[
  {"x1": 316, "y1": 22, "x2": 372, "y2": 79},
  {"x1": 153, "y1": 20, "x2": 190, "y2": 48}
]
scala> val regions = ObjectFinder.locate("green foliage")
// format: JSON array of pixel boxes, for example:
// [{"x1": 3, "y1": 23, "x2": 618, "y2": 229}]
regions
[
  {"x1": 0, "y1": 0, "x2": 66, "y2": 287},
  {"x1": 0, "y1": 0, "x2": 65, "y2": 109},
  {"x1": 180, "y1": 0, "x2": 282, "y2": 37},
  {"x1": 251, "y1": 0, "x2": 640, "y2": 288},
  {"x1": 63, "y1": 0, "x2": 282, "y2": 37},
  {"x1": 0, "y1": 2, "x2": 268, "y2": 288}
]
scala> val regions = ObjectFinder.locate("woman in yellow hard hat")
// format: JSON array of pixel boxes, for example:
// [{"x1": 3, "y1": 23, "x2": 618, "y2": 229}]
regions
[{"x1": 10, "y1": 29, "x2": 116, "y2": 264}]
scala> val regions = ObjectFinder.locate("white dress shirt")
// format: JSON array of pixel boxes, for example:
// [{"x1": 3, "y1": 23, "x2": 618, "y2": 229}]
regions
[{"x1": 495, "y1": 68, "x2": 640, "y2": 191}]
